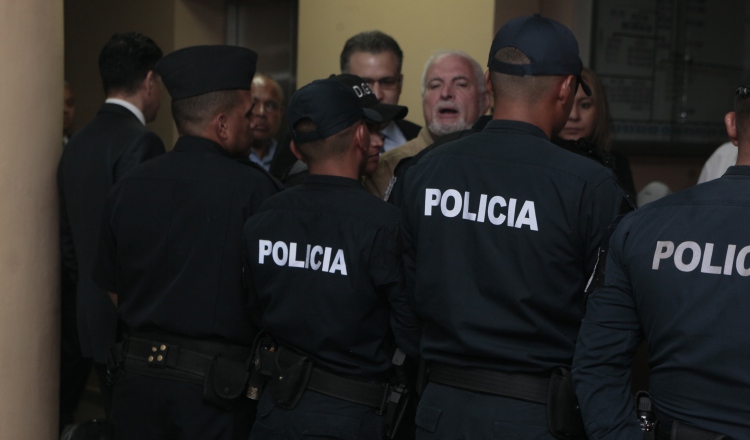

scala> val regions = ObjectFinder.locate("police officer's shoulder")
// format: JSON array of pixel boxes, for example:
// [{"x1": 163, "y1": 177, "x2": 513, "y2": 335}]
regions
[{"x1": 235, "y1": 157, "x2": 284, "y2": 190}]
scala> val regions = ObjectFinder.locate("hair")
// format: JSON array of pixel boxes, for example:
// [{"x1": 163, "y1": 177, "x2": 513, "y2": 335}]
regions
[
  {"x1": 253, "y1": 73, "x2": 285, "y2": 104},
  {"x1": 293, "y1": 119, "x2": 359, "y2": 163},
  {"x1": 735, "y1": 92, "x2": 750, "y2": 135},
  {"x1": 98, "y1": 32, "x2": 162, "y2": 96},
  {"x1": 580, "y1": 68, "x2": 614, "y2": 151},
  {"x1": 420, "y1": 50, "x2": 486, "y2": 96},
  {"x1": 171, "y1": 90, "x2": 242, "y2": 135},
  {"x1": 340, "y1": 30, "x2": 403, "y2": 73},
  {"x1": 489, "y1": 47, "x2": 561, "y2": 103}
]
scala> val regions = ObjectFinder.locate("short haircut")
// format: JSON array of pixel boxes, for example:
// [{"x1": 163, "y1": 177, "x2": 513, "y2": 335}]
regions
[
  {"x1": 98, "y1": 32, "x2": 162, "y2": 96},
  {"x1": 421, "y1": 50, "x2": 486, "y2": 96},
  {"x1": 581, "y1": 68, "x2": 614, "y2": 151},
  {"x1": 253, "y1": 73, "x2": 285, "y2": 104},
  {"x1": 293, "y1": 119, "x2": 358, "y2": 163},
  {"x1": 340, "y1": 31, "x2": 403, "y2": 73},
  {"x1": 735, "y1": 93, "x2": 750, "y2": 135},
  {"x1": 489, "y1": 47, "x2": 561, "y2": 102},
  {"x1": 171, "y1": 90, "x2": 241, "y2": 135}
]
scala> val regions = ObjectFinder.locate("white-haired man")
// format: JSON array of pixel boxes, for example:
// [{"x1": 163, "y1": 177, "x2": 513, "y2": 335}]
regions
[{"x1": 364, "y1": 51, "x2": 489, "y2": 198}]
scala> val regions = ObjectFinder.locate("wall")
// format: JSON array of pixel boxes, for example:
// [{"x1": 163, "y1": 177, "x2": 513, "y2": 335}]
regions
[
  {"x1": 65, "y1": 0, "x2": 227, "y2": 148},
  {"x1": 297, "y1": 0, "x2": 495, "y2": 127},
  {"x1": 0, "y1": 1, "x2": 63, "y2": 437}
]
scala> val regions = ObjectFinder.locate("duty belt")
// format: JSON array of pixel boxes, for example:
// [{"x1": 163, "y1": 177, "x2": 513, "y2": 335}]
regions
[
  {"x1": 116, "y1": 332, "x2": 252, "y2": 384},
  {"x1": 656, "y1": 422, "x2": 727, "y2": 440},
  {"x1": 307, "y1": 367, "x2": 388, "y2": 409},
  {"x1": 427, "y1": 362, "x2": 549, "y2": 404}
]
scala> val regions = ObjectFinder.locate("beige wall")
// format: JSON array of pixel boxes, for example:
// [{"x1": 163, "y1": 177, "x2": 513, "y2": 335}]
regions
[
  {"x1": 0, "y1": 1, "x2": 63, "y2": 437},
  {"x1": 297, "y1": 0, "x2": 495, "y2": 127},
  {"x1": 65, "y1": 0, "x2": 227, "y2": 148}
]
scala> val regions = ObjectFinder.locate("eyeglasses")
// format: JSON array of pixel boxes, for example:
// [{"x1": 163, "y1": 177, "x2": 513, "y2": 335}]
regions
[
  {"x1": 361, "y1": 75, "x2": 402, "y2": 91},
  {"x1": 253, "y1": 100, "x2": 282, "y2": 113}
]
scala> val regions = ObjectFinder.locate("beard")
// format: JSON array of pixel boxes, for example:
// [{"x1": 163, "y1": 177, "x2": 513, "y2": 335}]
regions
[{"x1": 426, "y1": 101, "x2": 476, "y2": 137}]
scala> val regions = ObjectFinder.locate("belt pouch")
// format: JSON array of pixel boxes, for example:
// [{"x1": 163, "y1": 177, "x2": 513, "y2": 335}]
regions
[
  {"x1": 671, "y1": 421, "x2": 727, "y2": 440},
  {"x1": 269, "y1": 346, "x2": 312, "y2": 410},
  {"x1": 547, "y1": 367, "x2": 585, "y2": 440},
  {"x1": 203, "y1": 356, "x2": 251, "y2": 411}
]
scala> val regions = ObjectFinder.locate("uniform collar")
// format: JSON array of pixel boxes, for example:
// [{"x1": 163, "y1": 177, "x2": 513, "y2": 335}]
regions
[
  {"x1": 723, "y1": 165, "x2": 750, "y2": 177},
  {"x1": 483, "y1": 119, "x2": 549, "y2": 140},
  {"x1": 105, "y1": 98, "x2": 146, "y2": 125},
  {"x1": 303, "y1": 174, "x2": 362, "y2": 188},
  {"x1": 172, "y1": 136, "x2": 232, "y2": 157}
]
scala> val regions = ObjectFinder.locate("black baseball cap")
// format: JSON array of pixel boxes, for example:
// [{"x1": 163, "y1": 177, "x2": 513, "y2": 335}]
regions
[
  {"x1": 156, "y1": 45, "x2": 258, "y2": 101},
  {"x1": 488, "y1": 14, "x2": 590, "y2": 96},
  {"x1": 331, "y1": 74, "x2": 408, "y2": 122},
  {"x1": 287, "y1": 78, "x2": 380, "y2": 144}
]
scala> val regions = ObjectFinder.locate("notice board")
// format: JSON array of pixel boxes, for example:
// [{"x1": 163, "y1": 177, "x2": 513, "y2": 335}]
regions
[{"x1": 592, "y1": 0, "x2": 750, "y2": 150}]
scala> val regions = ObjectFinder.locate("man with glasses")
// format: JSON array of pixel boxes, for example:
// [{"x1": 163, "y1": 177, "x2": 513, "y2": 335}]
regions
[
  {"x1": 249, "y1": 74, "x2": 284, "y2": 171},
  {"x1": 341, "y1": 30, "x2": 421, "y2": 151}
]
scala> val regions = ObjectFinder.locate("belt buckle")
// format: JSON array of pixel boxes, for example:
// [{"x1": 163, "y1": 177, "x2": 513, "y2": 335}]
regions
[{"x1": 146, "y1": 342, "x2": 170, "y2": 368}]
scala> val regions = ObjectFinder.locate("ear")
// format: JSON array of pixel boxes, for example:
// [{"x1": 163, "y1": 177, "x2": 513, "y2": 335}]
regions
[
  {"x1": 558, "y1": 75, "x2": 576, "y2": 103},
  {"x1": 213, "y1": 112, "x2": 230, "y2": 142},
  {"x1": 353, "y1": 122, "x2": 369, "y2": 154},
  {"x1": 289, "y1": 140, "x2": 305, "y2": 162},
  {"x1": 484, "y1": 70, "x2": 493, "y2": 100},
  {"x1": 143, "y1": 70, "x2": 157, "y2": 94},
  {"x1": 725, "y1": 111, "x2": 739, "y2": 146}
]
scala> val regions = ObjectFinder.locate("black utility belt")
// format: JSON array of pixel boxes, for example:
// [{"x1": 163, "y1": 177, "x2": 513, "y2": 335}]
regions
[
  {"x1": 428, "y1": 362, "x2": 549, "y2": 403},
  {"x1": 252, "y1": 345, "x2": 388, "y2": 410},
  {"x1": 656, "y1": 421, "x2": 727, "y2": 440},
  {"x1": 109, "y1": 334, "x2": 252, "y2": 411},
  {"x1": 427, "y1": 362, "x2": 585, "y2": 440}
]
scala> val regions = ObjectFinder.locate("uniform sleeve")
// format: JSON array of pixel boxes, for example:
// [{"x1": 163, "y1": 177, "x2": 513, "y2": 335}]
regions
[
  {"x1": 113, "y1": 131, "x2": 165, "y2": 182},
  {"x1": 371, "y1": 222, "x2": 422, "y2": 358},
  {"x1": 583, "y1": 176, "x2": 627, "y2": 274},
  {"x1": 572, "y1": 218, "x2": 643, "y2": 440},
  {"x1": 92, "y1": 189, "x2": 119, "y2": 293}
]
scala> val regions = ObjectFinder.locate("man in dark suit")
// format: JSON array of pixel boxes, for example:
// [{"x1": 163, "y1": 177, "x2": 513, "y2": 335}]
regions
[
  {"x1": 341, "y1": 30, "x2": 421, "y2": 150},
  {"x1": 58, "y1": 31, "x2": 164, "y2": 415}
]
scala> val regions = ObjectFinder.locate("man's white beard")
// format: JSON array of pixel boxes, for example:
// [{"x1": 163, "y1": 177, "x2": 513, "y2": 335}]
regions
[{"x1": 427, "y1": 118, "x2": 472, "y2": 137}]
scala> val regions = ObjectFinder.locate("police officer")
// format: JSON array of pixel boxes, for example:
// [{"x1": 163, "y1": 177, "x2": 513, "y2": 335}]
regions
[
  {"x1": 399, "y1": 15, "x2": 626, "y2": 439},
  {"x1": 243, "y1": 76, "x2": 421, "y2": 439},
  {"x1": 93, "y1": 45, "x2": 280, "y2": 439},
  {"x1": 572, "y1": 78, "x2": 750, "y2": 439}
]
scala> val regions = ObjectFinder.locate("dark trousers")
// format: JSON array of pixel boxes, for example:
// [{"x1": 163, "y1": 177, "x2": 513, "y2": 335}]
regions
[
  {"x1": 60, "y1": 269, "x2": 94, "y2": 431},
  {"x1": 415, "y1": 382, "x2": 555, "y2": 440},
  {"x1": 111, "y1": 371, "x2": 257, "y2": 440},
  {"x1": 94, "y1": 362, "x2": 113, "y2": 417},
  {"x1": 250, "y1": 390, "x2": 383, "y2": 440}
]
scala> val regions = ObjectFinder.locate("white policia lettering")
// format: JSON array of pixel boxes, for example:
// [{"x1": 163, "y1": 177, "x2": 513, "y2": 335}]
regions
[
  {"x1": 423, "y1": 188, "x2": 538, "y2": 231},
  {"x1": 258, "y1": 240, "x2": 348, "y2": 275},
  {"x1": 652, "y1": 240, "x2": 750, "y2": 276}
]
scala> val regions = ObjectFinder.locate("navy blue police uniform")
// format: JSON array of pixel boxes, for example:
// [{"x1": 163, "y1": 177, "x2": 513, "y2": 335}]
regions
[
  {"x1": 399, "y1": 15, "x2": 626, "y2": 439},
  {"x1": 243, "y1": 77, "x2": 421, "y2": 440},
  {"x1": 93, "y1": 46, "x2": 280, "y2": 440},
  {"x1": 573, "y1": 166, "x2": 750, "y2": 440}
]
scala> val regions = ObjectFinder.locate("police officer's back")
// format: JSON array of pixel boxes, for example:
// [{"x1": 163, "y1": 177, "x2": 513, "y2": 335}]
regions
[
  {"x1": 93, "y1": 45, "x2": 279, "y2": 439},
  {"x1": 572, "y1": 78, "x2": 750, "y2": 439},
  {"x1": 243, "y1": 77, "x2": 421, "y2": 439},
  {"x1": 399, "y1": 15, "x2": 625, "y2": 439}
]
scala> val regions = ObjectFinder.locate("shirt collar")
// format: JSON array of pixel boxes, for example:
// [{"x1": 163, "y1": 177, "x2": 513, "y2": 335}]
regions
[
  {"x1": 303, "y1": 174, "x2": 363, "y2": 188},
  {"x1": 724, "y1": 165, "x2": 750, "y2": 177},
  {"x1": 105, "y1": 98, "x2": 146, "y2": 125},
  {"x1": 249, "y1": 139, "x2": 278, "y2": 171},
  {"x1": 483, "y1": 119, "x2": 549, "y2": 140},
  {"x1": 380, "y1": 121, "x2": 408, "y2": 152}
]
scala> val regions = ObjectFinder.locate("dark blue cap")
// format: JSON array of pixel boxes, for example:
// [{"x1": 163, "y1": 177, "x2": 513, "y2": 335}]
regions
[
  {"x1": 332, "y1": 74, "x2": 408, "y2": 122},
  {"x1": 156, "y1": 45, "x2": 258, "y2": 101},
  {"x1": 287, "y1": 78, "x2": 381, "y2": 144},
  {"x1": 488, "y1": 14, "x2": 590, "y2": 95}
]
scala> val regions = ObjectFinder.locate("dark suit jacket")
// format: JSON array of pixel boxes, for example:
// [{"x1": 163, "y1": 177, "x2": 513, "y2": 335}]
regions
[
  {"x1": 58, "y1": 103, "x2": 165, "y2": 363},
  {"x1": 395, "y1": 119, "x2": 421, "y2": 141}
]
